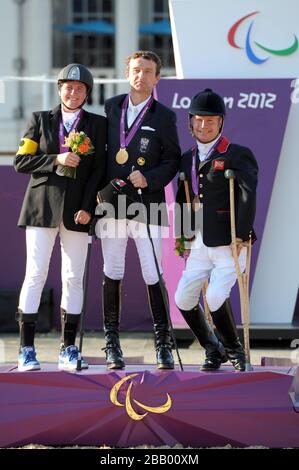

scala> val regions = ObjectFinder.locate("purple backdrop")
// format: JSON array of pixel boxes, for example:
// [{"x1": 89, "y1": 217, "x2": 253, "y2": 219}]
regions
[{"x1": 0, "y1": 79, "x2": 292, "y2": 330}]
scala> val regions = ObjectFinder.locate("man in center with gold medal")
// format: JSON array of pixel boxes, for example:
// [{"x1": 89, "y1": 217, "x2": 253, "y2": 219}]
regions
[{"x1": 95, "y1": 50, "x2": 180, "y2": 370}]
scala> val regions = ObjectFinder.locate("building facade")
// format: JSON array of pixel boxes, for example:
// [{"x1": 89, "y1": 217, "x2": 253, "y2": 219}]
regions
[{"x1": 0, "y1": 0, "x2": 174, "y2": 152}]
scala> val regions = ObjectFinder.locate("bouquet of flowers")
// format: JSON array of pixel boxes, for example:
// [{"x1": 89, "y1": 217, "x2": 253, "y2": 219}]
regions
[
  {"x1": 56, "y1": 131, "x2": 94, "y2": 179},
  {"x1": 174, "y1": 235, "x2": 194, "y2": 260}
]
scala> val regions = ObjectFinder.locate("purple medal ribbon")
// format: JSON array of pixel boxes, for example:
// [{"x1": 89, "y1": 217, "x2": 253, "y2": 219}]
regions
[
  {"x1": 59, "y1": 109, "x2": 83, "y2": 153},
  {"x1": 191, "y1": 135, "x2": 222, "y2": 195},
  {"x1": 119, "y1": 94, "x2": 154, "y2": 149}
]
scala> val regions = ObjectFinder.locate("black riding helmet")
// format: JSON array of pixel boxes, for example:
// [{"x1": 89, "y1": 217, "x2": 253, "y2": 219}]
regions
[
  {"x1": 189, "y1": 88, "x2": 226, "y2": 116},
  {"x1": 57, "y1": 63, "x2": 94, "y2": 95},
  {"x1": 189, "y1": 88, "x2": 225, "y2": 135}
]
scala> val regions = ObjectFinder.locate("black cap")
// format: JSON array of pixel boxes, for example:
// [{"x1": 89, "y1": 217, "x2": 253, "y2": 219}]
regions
[
  {"x1": 57, "y1": 63, "x2": 94, "y2": 93},
  {"x1": 189, "y1": 88, "x2": 226, "y2": 116}
]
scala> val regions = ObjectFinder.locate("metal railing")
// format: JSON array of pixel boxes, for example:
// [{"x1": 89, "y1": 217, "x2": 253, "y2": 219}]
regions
[
  {"x1": 0, "y1": 68, "x2": 176, "y2": 152},
  {"x1": 1, "y1": 67, "x2": 175, "y2": 111}
]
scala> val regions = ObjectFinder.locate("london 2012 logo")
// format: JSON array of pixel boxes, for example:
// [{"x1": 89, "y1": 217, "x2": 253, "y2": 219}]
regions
[{"x1": 227, "y1": 11, "x2": 298, "y2": 64}]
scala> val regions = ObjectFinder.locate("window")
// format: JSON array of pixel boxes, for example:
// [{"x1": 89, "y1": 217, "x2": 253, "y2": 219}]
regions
[
  {"x1": 139, "y1": 0, "x2": 175, "y2": 69},
  {"x1": 52, "y1": 0, "x2": 115, "y2": 68}
]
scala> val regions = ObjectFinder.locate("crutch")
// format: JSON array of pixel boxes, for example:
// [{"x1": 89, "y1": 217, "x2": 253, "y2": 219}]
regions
[
  {"x1": 76, "y1": 219, "x2": 97, "y2": 371},
  {"x1": 179, "y1": 172, "x2": 192, "y2": 213},
  {"x1": 179, "y1": 172, "x2": 213, "y2": 326},
  {"x1": 224, "y1": 169, "x2": 253, "y2": 371}
]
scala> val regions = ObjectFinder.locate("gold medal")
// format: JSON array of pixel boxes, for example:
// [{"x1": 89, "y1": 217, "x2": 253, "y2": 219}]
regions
[
  {"x1": 192, "y1": 195, "x2": 201, "y2": 212},
  {"x1": 137, "y1": 156, "x2": 145, "y2": 166},
  {"x1": 116, "y1": 148, "x2": 129, "y2": 165}
]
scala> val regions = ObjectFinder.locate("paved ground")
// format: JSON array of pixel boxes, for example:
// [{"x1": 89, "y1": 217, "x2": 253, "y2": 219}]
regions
[{"x1": 0, "y1": 331, "x2": 295, "y2": 367}]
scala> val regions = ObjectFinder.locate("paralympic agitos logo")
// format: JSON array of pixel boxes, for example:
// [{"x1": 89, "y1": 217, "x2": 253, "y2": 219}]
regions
[
  {"x1": 227, "y1": 11, "x2": 298, "y2": 64},
  {"x1": 110, "y1": 373, "x2": 172, "y2": 421}
]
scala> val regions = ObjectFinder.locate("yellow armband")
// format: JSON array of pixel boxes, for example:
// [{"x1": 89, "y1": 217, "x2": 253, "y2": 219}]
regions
[{"x1": 16, "y1": 138, "x2": 38, "y2": 155}]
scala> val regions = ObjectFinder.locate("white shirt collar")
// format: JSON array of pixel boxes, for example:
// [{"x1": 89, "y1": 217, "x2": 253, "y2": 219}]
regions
[
  {"x1": 197, "y1": 134, "x2": 221, "y2": 161},
  {"x1": 128, "y1": 95, "x2": 151, "y2": 113},
  {"x1": 62, "y1": 109, "x2": 80, "y2": 125},
  {"x1": 61, "y1": 109, "x2": 81, "y2": 132},
  {"x1": 61, "y1": 109, "x2": 80, "y2": 120},
  {"x1": 127, "y1": 95, "x2": 151, "y2": 128}
]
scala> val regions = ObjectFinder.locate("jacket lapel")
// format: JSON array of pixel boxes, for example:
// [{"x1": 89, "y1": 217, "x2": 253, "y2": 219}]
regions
[
  {"x1": 48, "y1": 105, "x2": 62, "y2": 154},
  {"x1": 140, "y1": 98, "x2": 156, "y2": 127},
  {"x1": 76, "y1": 109, "x2": 88, "y2": 132}
]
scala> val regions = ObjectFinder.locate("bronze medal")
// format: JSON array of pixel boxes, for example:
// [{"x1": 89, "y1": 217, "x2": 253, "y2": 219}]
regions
[
  {"x1": 192, "y1": 195, "x2": 201, "y2": 212},
  {"x1": 137, "y1": 156, "x2": 145, "y2": 166},
  {"x1": 116, "y1": 148, "x2": 129, "y2": 165}
]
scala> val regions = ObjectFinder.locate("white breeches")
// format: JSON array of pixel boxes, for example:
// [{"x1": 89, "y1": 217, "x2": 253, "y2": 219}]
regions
[
  {"x1": 19, "y1": 224, "x2": 88, "y2": 315},
  {"x1": 175, "y1": 231, "x2": 246, "y2": 312},
  {"x1": 96, "y1": 218, "x2": 163, "y2": 285}
]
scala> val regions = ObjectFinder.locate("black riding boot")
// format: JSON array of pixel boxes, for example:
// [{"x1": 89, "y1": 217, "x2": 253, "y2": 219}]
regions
[
  {"x1": 147, "y1": 282, "x2": 174, "y2": 370},
  {"x1": 178, "y1": 305, "x2": 227, "y2": 371},
  {"x1": 102, "y1": 275, "x2": 125, "y2": 369},
  {"x1": 211, "y1": 299, "x2": 246, "y2": 371},
  {"x1": 60, "y1": 308, "x2": 80, "y2": 350},
  {"x1": 16, "y1": 310, "x2": 38, "y2": 347}
]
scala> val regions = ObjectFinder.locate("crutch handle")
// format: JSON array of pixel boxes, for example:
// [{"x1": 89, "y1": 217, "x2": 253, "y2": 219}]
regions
[{"x1": 224, "y1": 169, "x2": 236, "y2": 180}]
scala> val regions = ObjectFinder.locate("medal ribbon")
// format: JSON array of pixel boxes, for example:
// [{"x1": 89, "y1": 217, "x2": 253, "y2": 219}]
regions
[
  {"x1": 119, "y1": 94, "x2": 154, "y2": 149},
  {"x1": 59, "y1": 109, "x2": 83, "y2": 153}
]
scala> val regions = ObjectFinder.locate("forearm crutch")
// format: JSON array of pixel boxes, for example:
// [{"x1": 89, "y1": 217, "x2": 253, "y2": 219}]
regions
[
  {"x1": 224, "y1": 169, "x2": 253, "y2": 371},
  {"x1": 179, "y1": 172, "x2": 213, "y2": 326}
]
